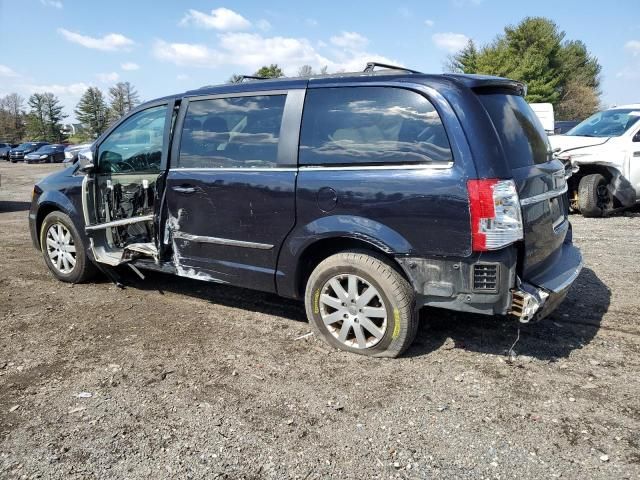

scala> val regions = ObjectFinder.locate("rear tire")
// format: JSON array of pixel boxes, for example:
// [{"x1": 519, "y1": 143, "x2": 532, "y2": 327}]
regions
[
  {"x1": 304, "y1": 250, "x2": 417, "y2": 358},
  {"x1": 578, "y1": 173, "x2": 612, "y2": 217},
  {"x1": 40, "y1": 211, "x2": 97, "y2": 283}
]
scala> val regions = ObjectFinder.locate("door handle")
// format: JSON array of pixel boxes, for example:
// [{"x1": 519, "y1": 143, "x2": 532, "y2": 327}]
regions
[
  {"x1": 633, "y1": 151, "x2": 640, "y2": 157},
  {"x1": 172, "y1": 185, "x2": 197, "y2": 194}
]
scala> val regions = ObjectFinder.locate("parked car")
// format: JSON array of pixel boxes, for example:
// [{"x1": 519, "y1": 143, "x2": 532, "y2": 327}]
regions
[
  {"x1": 63, "y1": 143, "x2": 93, "y2": 165},
  {"x1": 9, "y1": 142, "x2": 49, "y2": 162},
  {"x1": 549, "y1": 104, "x2": 640, "y2": 217},
  {"x1": 0, "y1": 142, "x2": 13, "y2": 160},
  {"x1": 29, "y1": 63, "x2": 583, "y2": 357},
  {"x1": 554, "y1": 120, "x2": 580, "y2": 135},
  {"x1": 25, "y1": 144, "x2": 66, "y2": 164}
]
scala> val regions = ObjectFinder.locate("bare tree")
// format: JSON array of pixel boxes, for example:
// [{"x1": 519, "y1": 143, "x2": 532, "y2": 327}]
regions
[
  {"x1": 297, "y1": 65, "x2": 314, "y2": 77},
  {"x1": 0, "y1": 93, "x2": 26, "y2": 142}
]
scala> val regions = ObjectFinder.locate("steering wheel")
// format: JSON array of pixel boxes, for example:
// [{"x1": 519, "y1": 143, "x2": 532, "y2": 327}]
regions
[{"x1": 113, "y1": 160, "x2": 136, "y2": 173}]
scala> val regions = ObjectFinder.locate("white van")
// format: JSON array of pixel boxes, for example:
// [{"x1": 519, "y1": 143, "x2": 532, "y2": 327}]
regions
[
  {"x1": 549, "y1": 104, "x2": 640, "y2": 217},
  {"x1": 529, "y1": 103, "x2": 555, "y2": 135}
]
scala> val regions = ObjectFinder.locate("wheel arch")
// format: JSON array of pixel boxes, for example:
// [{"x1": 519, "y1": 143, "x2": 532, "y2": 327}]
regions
[
  {"x1": 292, "y1": 236, "x2": 409, "y2": 299},
  {"x1": 34, "y1": 198, "x2": 77, "y2": 249},
  {"x1": 570, "y1": 164, "x2": 635, "y2": 208}
]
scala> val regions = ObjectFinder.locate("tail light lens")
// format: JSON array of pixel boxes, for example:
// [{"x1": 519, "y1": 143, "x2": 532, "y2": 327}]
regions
[{"x1": 468, "y1": 179, "x2": 523, "y2": 251}]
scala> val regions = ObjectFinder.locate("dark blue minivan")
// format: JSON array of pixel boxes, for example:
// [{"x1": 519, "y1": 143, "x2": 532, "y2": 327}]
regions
[{"x1": 29, "y1": 64, "x2": 583, "y2": 357}]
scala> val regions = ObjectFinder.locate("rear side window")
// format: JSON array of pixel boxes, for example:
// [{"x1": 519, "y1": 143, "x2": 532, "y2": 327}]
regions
[
  {"x1": 478, "y1": 93, "x2": 552, "y2": 168},
  {"x1": 177, "y1": 95, "x2": 286, "y2": 169},
  {"x1": 299, "y1": 87, "x2": 453, "y2": 166}
]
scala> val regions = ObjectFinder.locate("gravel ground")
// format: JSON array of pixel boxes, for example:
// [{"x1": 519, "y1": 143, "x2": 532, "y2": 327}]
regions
[{"x1": 1, "y1": 162, "x2": 639, "y2": 479}]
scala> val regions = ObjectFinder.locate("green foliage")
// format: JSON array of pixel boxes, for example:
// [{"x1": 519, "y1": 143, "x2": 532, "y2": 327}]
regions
[
  {"x1": 0, "y1": 93, "x2": 26, "y2": 143},
  {"x1": 447, "y1": 40, "x2": 479, "y2": 74},
  {"x1": 26, "y1": 92, "x2": 66, "y2": 142},
  {"x1": 108, "y1": 82, "x2": 140, "y2": 121},
  {"x1": 447, "y1": 17, "x2": 602, "y2": 119},
  {"x1": 255, "y1": 64, "x2": 284, "y2": 78},
  {"x1": 75, "y1": 87, "x2": 109, "y2": 139}
]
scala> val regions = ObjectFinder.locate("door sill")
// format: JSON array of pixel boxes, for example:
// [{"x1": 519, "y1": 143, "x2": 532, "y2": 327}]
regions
[{"x1": 85, "y1": 214, "x2": 154, "y2": 232}]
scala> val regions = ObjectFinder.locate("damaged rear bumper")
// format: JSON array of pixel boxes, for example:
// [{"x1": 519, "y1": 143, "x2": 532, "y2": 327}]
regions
[
  {"x1": 510, "y1": 242, "x2": 583, "y2": 323},
  {"x1": 396, "y1": 241, "x2": 583, "y2": 321}
]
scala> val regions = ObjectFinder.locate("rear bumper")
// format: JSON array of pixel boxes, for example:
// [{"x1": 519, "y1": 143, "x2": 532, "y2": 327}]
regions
[
  {"x1": 512, "y1": 242, "x2": 583, "y2": 322},
  {"x1": 396, "y1": 240, "x2": 582, "y2": 321}
]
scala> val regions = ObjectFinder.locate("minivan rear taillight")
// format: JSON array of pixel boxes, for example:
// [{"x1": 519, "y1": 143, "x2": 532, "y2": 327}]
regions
[{"x1": 468, "y1": 179, "x2": 523, "y2": 252}]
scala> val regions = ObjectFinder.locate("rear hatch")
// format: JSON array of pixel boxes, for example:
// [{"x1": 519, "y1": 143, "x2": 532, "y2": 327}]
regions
[{"x1": 477, "y1": 92, "x2": 570, "y2": 282}]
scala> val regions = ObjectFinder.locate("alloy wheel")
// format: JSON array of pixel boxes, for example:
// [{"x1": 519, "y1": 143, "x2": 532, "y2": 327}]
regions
[
  {"x1": 319, "y1": 274, "x2": 388, "y2": 349},
  {"x1": 45, "y1": 223, "x2": 77, "y2": 274}
]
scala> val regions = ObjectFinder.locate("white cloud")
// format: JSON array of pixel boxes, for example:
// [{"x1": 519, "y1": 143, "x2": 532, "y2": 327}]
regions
[
  {"x1": 58, "y1": 28, "x2": 134, "y2": 51},
  {"x1": 625, "y1": 40, "x2": 640, "y2": 56},
  {"x1": 40, "y1": 0, "x2": 63, "y2": 8},
  {"x1": 179, "y1": 8, "x2": 251, "y2": 31},
  {"x1": 330, "y1": 31, "x2": 369, "y2": 50},
  {"x1": 432, "y1": 32, "x2": 470, "y2": 52},
  {"x1": 27, "y1": 82, "x2": 89, "y2": 97},
  {"x1": 219, "y1": 33, "x2": 332, "y2": 73},
  {"x1": 424, "y1": 19, "x2": 435, "y2": 27},
  {"x1": 0, "y1": 64, "x2": 18, "y2": 77},
  {"x1": 121, "y1": 62, "x2": 140, "y2": 71},
  {"x1": 153, "y1": 40, "x2": 224, "y2": 67},
  {"x1": 96, "y1": 72, "x2": 120, "y2": 83},
  {"x1": 177, "y1": 74, "x2": 189, "y2": 81},
  {"x1": 153, "y1": 32, "x2": 394, "y2": 76}
]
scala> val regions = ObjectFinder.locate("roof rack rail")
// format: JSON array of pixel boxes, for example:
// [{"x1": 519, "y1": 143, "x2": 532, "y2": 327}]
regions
[
  {"x1": 239, "y1": 75, "x2": 268, "y2": 81},
  {"x1": 363, "y1": 62, "x2": 421, "y2": 74}
]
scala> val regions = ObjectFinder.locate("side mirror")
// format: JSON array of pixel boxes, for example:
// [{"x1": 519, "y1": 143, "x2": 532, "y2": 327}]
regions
[
  {"x1": 77, "y1": 149, "x2": 95, "y2": 173},
  {"x1": 633, "y1": 132, "x2": 640, "y2": 143}
]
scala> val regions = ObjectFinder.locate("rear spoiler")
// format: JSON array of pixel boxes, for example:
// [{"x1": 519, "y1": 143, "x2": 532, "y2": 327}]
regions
[{"x1": 444, "y1": 74, "x2": 527, "y2": 97}]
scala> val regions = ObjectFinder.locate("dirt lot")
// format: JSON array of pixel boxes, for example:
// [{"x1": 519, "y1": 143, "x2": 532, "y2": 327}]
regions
[{"x1": 0, "y1": 162, "x2": 639, "y2": 479}]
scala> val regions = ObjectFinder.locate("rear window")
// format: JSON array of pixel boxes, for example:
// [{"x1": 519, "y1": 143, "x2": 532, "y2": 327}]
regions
[
  {"x1": 478, "y1": 93, "x2": 552, "y2": 168},
  {"x1": 299, "y1": 87, "x2": 453, "y2": 166}
]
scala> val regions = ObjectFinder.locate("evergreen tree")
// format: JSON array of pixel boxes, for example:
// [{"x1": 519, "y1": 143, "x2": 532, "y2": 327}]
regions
[
  {"x1": 108, "y1": 82, "x2": 140, "y2": 121},
  {"x1": 43, "y1": 93, "x2": 66, "y2": 142},
  {"x1": 255, "y1": 64, "x2": 284, "y2": 78},
  {"x1": 26, "y1": 93, "x2": 48, "y2": 140},
  {"x1": 75, "y1": 87, "x2": 109, "y2": 139},
  {"x1": 447, "y1": 40, "x2": 479, "y2": 73},
  {"x1": 447, "y1": 17, "x2": 601, "y2": 118}
]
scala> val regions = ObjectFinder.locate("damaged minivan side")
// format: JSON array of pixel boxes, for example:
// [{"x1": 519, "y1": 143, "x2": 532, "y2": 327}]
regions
[
  {"x1": 549, "y1": 104, "x2": 640, "y2": 217},
  {"x1": 30, "y1": 64, "x2": 584, "y2": 357}
]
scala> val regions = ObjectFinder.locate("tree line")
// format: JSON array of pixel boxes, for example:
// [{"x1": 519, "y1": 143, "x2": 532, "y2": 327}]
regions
[{"x1": 0, "y1": 82, "x2": 140, "y2": 144}]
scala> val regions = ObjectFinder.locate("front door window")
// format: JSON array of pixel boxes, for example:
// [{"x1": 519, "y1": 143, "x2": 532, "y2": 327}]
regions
[{"x1": 98, "y1": 105, "x2": 167, "y2": 174}]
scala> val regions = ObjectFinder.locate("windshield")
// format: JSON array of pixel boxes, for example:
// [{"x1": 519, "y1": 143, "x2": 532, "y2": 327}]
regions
[
  {"x1": 567, "y1": 109, "x2": 640, "y2": 137},
  {"x1": 17, "y1": 143, "x2": 37, "y2": 150}
]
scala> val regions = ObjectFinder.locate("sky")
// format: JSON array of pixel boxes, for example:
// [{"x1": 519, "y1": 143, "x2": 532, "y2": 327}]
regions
[{"x1": 0, "y1": 0, "x2": 639, "y2": 122}]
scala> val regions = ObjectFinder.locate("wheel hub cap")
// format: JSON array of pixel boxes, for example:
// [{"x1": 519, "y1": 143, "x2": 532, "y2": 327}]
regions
[
  {"x1": 318, "y1": 274, "x2": 388, "y2": 349},
  {"x1": 45, "y1": 223, "x2": 77, "y2": 274}
]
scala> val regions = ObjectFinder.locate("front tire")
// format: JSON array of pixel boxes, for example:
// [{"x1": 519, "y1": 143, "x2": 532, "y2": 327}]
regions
[
  {"x1": 578, "y1": 173, "x2": 613, "y2": 217},
  {"x1": 40, "y1": 211, "x2": 97, "y2": 283},
  {"x1": 304, "y1": 250, "x2": 417, "y2": 358}
]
